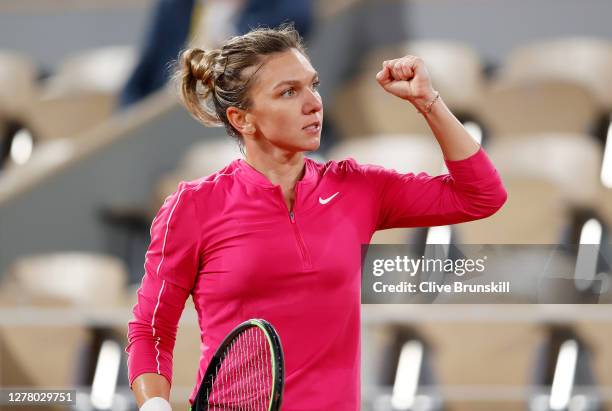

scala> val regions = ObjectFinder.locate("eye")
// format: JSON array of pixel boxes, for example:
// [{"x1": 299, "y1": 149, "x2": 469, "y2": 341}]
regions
[
  {"x1": 281, "y1": 88, "x2": 296, "y2": 97},
  {"x1": 312, "y1": 80, "x2": 320, "y2": 90}
]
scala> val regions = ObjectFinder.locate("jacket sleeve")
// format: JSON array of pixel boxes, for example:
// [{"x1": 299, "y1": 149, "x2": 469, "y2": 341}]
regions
[
  {"x1": 360, "y1": 146, "x2": 507, "y2": 230},
  {"x1": 125, "y1": 182, "x2": 202, "y2": 387}
]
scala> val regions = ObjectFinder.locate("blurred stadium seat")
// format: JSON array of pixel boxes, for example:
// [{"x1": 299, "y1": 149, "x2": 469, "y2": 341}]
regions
[
  {"x1": 455, "y1": 132, "x2": 603, "y2": 244},
  {"x1": 0, "y1": 324, "x2": 91, "y2": 389},
  {"x1": 5, "y1": 252, "x2": 128, "y2": 307},
  {"x1": 27, "y1": 91, "x2": 117, "y2": 142},
  {"x1": 0, "y1": 52, "x2": 39, "y2": 168},
  {"x1": 0, "y1": 252, "x2": 128, "y2": 390},
  {"x1": 595, "y1": 188, "x2": 612, "y2": 228},
  {"x1": 478, "y1": 80, "x2": 602, "y2": 140},
  {"x1": 500, "y1": 37, "x2": 612, "y2": 109},
  {"x1": 25, "y1": 46, "x2": 135, "y2": 142},
  {"x1": 486, "y1": 133, "x2": 602, "y2": 207},
  {"x1": 45, "y1": 46, "x2": 136, "y2": 95},
  {"x1": 329, "y1": 74, "x2": 378, "y2": 139},
  {"x1": 153, "y1": 138, "x2": 242, "y2": 211},
  {"x1": 0, "y1": 51, "x2": 38, "y2": 120}
]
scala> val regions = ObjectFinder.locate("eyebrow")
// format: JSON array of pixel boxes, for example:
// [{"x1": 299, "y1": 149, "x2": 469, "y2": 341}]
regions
[{"x1": 272, "y1": 72, "x2": 319, "y2": 90}]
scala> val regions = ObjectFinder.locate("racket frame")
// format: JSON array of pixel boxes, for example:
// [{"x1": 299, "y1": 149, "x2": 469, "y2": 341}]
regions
[{"x1": 194, "y1": 318, "x2": 285, "y2": 411}]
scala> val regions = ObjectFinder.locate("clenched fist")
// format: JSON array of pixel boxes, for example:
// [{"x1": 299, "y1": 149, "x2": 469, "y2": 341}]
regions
[{"x1": 375, "y1": 55, "x2": 438, "y2": 111}]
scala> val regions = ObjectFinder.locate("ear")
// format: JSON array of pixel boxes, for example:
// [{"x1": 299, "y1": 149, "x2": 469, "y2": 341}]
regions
[{"x1": 227, "y1": 106, "x2": 256, "y2": 136}]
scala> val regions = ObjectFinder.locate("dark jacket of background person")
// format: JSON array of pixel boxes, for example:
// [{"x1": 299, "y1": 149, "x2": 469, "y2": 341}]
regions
[{"x1": 118, "y1": 0, "x2": 313, "y2": 109}]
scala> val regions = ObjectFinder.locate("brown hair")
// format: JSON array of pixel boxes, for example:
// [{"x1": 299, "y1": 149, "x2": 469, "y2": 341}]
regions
[{"x1": 174, "y1": 24, "x2": 306, "y2": 145}]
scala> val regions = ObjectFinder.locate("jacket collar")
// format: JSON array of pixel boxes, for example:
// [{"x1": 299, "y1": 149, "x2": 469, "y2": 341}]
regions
[{"x1": 236, "y1": 157, "x2": 317, "y2": 188}]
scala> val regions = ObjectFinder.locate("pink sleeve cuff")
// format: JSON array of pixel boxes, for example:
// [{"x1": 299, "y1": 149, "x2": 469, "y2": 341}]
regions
[
  {"x1": 126, "y1": 340, "x2": 173, "y2": 387},
  {"x1": 128, "y1": 369, "x2": 172, "y2": 389}
]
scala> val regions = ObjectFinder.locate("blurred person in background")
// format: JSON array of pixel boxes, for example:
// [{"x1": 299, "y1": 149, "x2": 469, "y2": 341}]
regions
[
  {"x1": 117, "y1": 0, "x2": 313, "y2": 109},
  {"x1": 126, "y1": 25, "x2": 506, "y2": 411}
]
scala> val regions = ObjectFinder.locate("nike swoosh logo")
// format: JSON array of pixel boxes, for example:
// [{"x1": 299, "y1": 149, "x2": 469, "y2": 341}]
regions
[{"x1": 319, "y1": 192, "x2": 340, "y2": 205}]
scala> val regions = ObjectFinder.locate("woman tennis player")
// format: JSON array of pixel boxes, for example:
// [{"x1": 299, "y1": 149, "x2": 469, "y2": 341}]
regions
[{"x1": 126, "y1": 25, "x2": 507, "y2": 410}]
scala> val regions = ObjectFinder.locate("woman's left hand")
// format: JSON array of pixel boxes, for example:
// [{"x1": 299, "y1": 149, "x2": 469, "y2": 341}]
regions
[{"x1": 375, "y1": 55, "x2": 437, "y2": 109}]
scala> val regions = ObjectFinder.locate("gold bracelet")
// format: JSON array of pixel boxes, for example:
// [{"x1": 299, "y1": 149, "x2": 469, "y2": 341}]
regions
[{"x1": 416, "y1": 91, "x2": 440, "y2": 115}]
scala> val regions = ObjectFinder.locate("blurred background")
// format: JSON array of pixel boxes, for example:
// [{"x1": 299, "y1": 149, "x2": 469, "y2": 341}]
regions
[{"x1": 1, "y1": 0, "x2": 612, "y2": 410}]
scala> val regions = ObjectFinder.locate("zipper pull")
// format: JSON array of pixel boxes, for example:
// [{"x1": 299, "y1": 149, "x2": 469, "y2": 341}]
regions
[{"x1": 289, "y1": 211, "x2": 295, "y2": 223}]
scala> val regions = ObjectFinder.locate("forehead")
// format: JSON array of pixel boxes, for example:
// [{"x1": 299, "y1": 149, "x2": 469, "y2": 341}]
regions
[{"x1": 253, "y1": 48, "x2": 316, "y2": 89}]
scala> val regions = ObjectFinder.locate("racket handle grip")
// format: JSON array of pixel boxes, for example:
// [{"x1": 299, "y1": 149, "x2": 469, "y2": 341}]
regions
[{"x1": 140, "y1": 397, "x2": 172, "y2": 411}]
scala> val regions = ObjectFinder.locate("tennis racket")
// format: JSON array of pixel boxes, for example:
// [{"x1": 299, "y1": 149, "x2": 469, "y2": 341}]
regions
[{"x1": 193, "y1": 319, "x2": 285, "y2": 411}]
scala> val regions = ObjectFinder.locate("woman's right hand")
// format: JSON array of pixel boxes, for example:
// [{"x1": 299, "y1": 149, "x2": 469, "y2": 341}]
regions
[{"x1": 375, "y1": 55, "x2": 437, "y2": 112}]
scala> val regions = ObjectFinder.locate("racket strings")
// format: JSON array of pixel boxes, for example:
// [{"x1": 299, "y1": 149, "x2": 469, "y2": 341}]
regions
[{"x1": 205, "y1": 327, "x2": 273, "y2": 410}]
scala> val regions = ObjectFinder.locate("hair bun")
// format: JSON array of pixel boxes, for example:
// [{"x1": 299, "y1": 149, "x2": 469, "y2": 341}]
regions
[
  {"x1": 181, "y1": 48, "x2": 221, "y2": 88},
  {"x1": 174, "y1": 25, "x2": 305, "y2": 137},
  {"x1": 183, "y1": 48, "x2": 206, "y2": 79}
]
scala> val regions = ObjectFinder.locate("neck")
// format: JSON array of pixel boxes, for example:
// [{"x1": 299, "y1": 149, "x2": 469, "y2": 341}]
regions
[{"x1": 244, "y1": 149, "x2": 306, "y2": 189}]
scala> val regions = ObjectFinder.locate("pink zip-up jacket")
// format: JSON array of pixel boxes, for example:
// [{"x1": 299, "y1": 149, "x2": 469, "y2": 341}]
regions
[{"x1": 126, "y1": 147, "x2": 507, "y2": 410}]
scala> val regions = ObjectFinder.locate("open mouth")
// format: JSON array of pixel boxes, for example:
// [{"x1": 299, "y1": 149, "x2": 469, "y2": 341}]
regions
[{"x1": 302, "y1": 121, "x2": 321, "y2": 132}]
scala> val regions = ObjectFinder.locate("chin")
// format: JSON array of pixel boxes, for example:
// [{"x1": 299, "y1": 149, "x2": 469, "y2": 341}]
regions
[{"x1": 303, "y1": 136, "x2": 321, "y2": 152}]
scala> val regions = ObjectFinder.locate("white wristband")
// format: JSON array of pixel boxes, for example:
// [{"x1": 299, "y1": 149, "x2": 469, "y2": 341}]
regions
[{"x1": 140, "y1": 397, "x2": 172, "y2": 411}]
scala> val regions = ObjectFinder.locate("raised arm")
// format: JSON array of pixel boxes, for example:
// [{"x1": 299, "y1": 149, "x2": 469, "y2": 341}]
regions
[{"x1": 364, "y1": 55, "x2": 507, "y2": 229}]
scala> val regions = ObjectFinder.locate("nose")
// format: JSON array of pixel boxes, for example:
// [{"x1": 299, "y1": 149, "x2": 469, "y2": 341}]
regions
[{"x1": 303, "y1": 87, "x2": 322, "y2": 115}]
